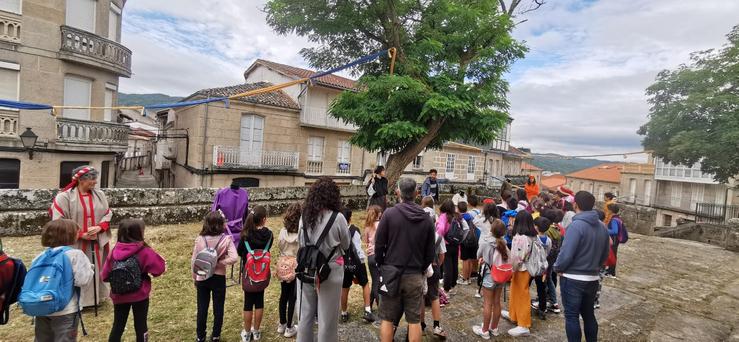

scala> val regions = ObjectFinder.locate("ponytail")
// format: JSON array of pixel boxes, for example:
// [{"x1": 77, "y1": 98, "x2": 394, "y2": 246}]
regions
[
  {"x1": 491, "y1": 219, "x2": 508, "y2": 261},
  {"x1": 241, "y1": 205, "x2": 267, "y2": 240}
]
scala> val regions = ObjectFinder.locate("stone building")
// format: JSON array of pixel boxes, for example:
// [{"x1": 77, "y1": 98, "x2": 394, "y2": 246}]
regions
[
  {"x1": 522, "y1": 161, "x2": 542, "y2": 184},
  {"x1": 619, "y1": 162, "x2": 656, "y2": 206},
  {"x1": 0, "y1": 0, "x2": 131, "y2": 189},
  {"x1": 566, "y1": 163, "x2": 623, "y2": 200}
]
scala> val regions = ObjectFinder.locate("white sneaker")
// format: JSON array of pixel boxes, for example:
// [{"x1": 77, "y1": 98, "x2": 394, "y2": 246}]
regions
[
  {"x1": 284, "y1": 326, "x2": 297, "y2": 338},
  {"x1": 277, "y1": 323, "x2": 286, "y2": 334},
  {"x1": 491, "y1": 328, "x2": 500, "y2": 336},
  {"x1": 472, "y1": 325, "x2": 491, "y2": 340},
  {"x1": 508, "y1": 326, "x2": 530, "y2": 337},
  {"x1": 252, "y1": 330, "x2": 261, "y2": 341},
  {"x1": 474, "y1": 292, "x2": 482, "y2": 298},
  {"x1": 240, "y1": 329, "x2": 251, "y2": 342},
  {"x1": 501, "y1": 310, "x2": 511, "y2": 321}
]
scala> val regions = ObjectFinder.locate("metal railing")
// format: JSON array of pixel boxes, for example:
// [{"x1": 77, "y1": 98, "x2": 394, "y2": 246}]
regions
[
  {"x1": 695, "y1": 203, "x2": 739, "y2": 224},
  {"x1": 0, "y1": 110, "x2": 19, "y2": 137},
  {"x1": 56, "y1": 117, "x2": 129, "y2": 145},
  {"x1": 59, "y1": 25, "x2": 132, "y2": 76},
  {"x1": 0, "y1": 12, "x2": 21, "y2": 44},
  {"x1": 337, "y1": 162, "x2": 351, "y2": 175},
  {"x1": 120, "y1": 153, "x2": 151, "y2": 171},
  {"x1": 213, "y1": 145, "x2": 299, "y2": 170}
]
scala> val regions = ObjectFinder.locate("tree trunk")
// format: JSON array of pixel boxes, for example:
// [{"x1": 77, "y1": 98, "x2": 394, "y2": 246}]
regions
[{"x1": 384, "y1": 119, "x2": 446, "y2": 187}]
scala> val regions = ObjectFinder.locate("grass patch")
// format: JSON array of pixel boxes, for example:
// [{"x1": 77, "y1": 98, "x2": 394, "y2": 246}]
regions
[{"x1": 0, "y1": 211, "x2": 371, "y2": 341}]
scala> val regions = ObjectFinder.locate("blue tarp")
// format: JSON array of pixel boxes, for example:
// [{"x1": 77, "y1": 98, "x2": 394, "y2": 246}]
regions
[
  {"x1": 0, "y1": 99, "x2": 53, "y2": 110},
  {"x1": 310, "y1": 49, "x2": 388, "y2": 81}
]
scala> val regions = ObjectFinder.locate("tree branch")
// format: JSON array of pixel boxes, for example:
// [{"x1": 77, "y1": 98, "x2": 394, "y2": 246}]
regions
[
  {"x1": 498, "y1": 0, "x2": 508, "y2": 14},
  {"x1": 519, "y1": 0, "x2": 545, "y2": 15}
]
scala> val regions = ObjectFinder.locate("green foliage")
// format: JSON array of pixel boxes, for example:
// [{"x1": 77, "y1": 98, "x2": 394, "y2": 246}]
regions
[
  {"x1": 530, "y1": 154, "x2": 609, "y2": 174},
  {"x1": 265, "y1": 0, "x2": 526, "y2": 178},
  {"x1": 638, "y1": 25, "x2": 739, "y2": 183}
]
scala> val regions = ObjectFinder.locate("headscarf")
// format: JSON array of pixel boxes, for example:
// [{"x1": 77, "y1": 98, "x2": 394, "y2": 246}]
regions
[{"x1": 61, "y1": 166, "x2": 98, "y2": 192}]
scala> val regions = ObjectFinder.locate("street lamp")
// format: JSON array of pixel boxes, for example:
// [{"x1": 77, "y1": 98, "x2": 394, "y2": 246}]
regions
[{"x1": 19, "y1": 127, "x2": 38, "y2": 160}]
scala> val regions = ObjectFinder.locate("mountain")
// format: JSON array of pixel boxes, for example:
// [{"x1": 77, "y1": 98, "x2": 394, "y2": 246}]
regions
[
  {"x1": 530, "y1": 153, "x2": 610, "y2": 174},
  {"x1": 118, "y1": 93, "x2": 183, "y2": 107}
]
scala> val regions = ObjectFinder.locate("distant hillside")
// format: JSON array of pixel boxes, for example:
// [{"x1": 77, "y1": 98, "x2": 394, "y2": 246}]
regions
[
  {"x1": 530, "y1": 154, "x2": 610, "y2": 174},
  {"x1": 118, "y1": 93, "x2": 183, "y2": 107}
]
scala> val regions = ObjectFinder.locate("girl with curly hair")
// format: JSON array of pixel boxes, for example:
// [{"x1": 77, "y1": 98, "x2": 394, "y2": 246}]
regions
[{"x1": 297, "y1": 177, "x2": 351, "y2": 342}]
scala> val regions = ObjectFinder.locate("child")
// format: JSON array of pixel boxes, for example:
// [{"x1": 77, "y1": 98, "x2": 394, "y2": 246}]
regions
[
  {"x1": 192, "y1": 212, "x2": 238, "y2": 342},
  {"x1": 503, "y1": 210, "x2": 536, "y2": 337},
  {"x1": 103, "y1": 219, "x2": 166, "y2": 342},
  {"x1": 437, "y1": 200, "x2": 459, "y2": 293},
  {"x1": 364, "y1": 205, "x2": 383, "y2": 311},
  {"x1": 530, "y1": 217, "x2": 552, "y2": 321},
  {"x1": 459, "y1": 202, "x2": 477, "y2": 285},
  {"x1": 32, "y1": 219, "x2": 93, "y2": 342},
  {"x1": 605, "y1": 204, "x2": 621, "y2": 278},
  {"x1": 540, "y1": 209, "x2": 563, "y2": 313},
  {"x1": 467, "y1": 195, "x2": 482, "y2": 280},
  {"x1": 473, "y1": 219, "x2": 510, "y2": 339},
  {"x1": 238, "y1": 206, "x2": 273, "y2": 341},
  {"x1": 421, "y1": 196, "x2": 437, "y2": 225},
  {"x1": 340, "y1": 208, "x2": 376, "y2": 324},
  {"x1": 277, "y1": 202, "x2": 301, "y2": 338},
  {"x1": 594, "y1": 209, "x2": 606, "y2": 309},
  {"x1": 420, "y1": 227, "x2": 448, "y2": 339}
]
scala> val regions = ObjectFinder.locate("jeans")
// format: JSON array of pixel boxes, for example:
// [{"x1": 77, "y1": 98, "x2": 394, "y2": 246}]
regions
[
  {"x1": 196, "y1": 275, "x2": 226, "y2": 340},
  {"x1": 442, "y1": 243, "x2": 459, "y2": 292},
  {"x1": 368, "y1": 254, "x2": 380, "y2": 309},
  {"x1": 279, "y1": 280, "x2": 297, "y2": 326},
  {"x1": 533, "y1": 275, "x2": 547, "y2": 312},
  {"x1": 560, "y1": 276, "x2": 599, "y2": 342},
  {"x1": 110, "y1": 299, "x2": 149, "y2": 342},
  {"x1": 546, "y1": 269, "x2": 558, "y2": 304}
]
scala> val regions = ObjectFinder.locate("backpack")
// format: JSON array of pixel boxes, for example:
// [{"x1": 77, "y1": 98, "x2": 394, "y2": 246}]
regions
[
  {"x1": 276, "y1": 256, "x2": 297, "y2": 282},
  {"x1": 193, "y1": 235, "x2": 226, "y2": 281},
  {"x1": 19, "y1": 247, "x2": 75, "y2": 317},
  {"x1": 295, "y1": 211, "x2": 339, "y2": 285},
  {"x1": 444, "y1": 219, "x2": 465, "y2": 245},
  {"x1": 343, "y1": 228, "x2": 362, "y2": 273},
  {"x1": 546, "y1": 227, "x2": 562, "y2": 266},
  {"x1": 1, "y1": 253, "x2": 27, "y2": 325},
  {"x1": 614, "y1": 216, "x2": 629, "y2": 244},
  {"x1": 108, "y1": 247, "x2": 144, "y2": 295},
  {"x1": 524, "y1": 237, "x2": 549, "y2": 277},
  {"x1": 242, "y1": 238, "x2": 272, "y2": 292},
  {"x1": 461, "y1": 217, "x2": 478, "y2": 250}
]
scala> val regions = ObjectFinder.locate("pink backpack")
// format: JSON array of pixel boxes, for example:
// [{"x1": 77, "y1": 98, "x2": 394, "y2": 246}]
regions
[{"x1": 242, "y1": 238, "x2": 272, "y2": 292}]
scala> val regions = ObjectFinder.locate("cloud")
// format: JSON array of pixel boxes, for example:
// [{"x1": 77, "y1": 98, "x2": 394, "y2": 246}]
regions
[{"x1": 507, "y1": 0, "x2": 739, "y2": 159}]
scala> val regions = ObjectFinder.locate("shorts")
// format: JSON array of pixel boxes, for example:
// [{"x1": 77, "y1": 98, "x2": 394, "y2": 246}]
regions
[
  {"x1": 379, "y1": 273, "x2": 424, "y2": 324},
  {"x1": 460, "y1": 244, "x2": 477, "y2": 260},
  {"x1": 342, "y1": 262, "x2": 369, "y2": 288},
  {"x1": 424, "y1": 268, "x2": 440, "y2": 301},
  {"x1": 481, "y1": 268, "x2": 503, "y2": 290},
  {"x1": 243, "y1": 290, "x2": 265, "y2": 311}
]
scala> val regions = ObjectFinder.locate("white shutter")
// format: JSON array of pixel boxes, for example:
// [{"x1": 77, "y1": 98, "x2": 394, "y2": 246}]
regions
[
  {"x1": 0, "y1": 68, "x2": 19, "y2": 101},
  {"x1": 103, "y1": 89, "x2": 114, "y2": 121},
  {"x1": 309, "y1": 137, "x2": 324, "y2": 160},
  {"x1": 66, "y1": 0, "x2": 96, "y2": 33},
  {"x1": 108, "y1": 3, "x2": 121, "y2": 41},
  {"x1": 63, "y1": 76, "x2": 92, "y2": 120},
  {"x1": 0, "y1": 0, "x2": 21, "y2": 14}
]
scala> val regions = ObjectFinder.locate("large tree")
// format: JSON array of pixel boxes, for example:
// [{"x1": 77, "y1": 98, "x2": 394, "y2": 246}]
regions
[
  {"x1": 266, "y1": 0, "x2": 541, "y2": 185},
  {"x1": 638, "y1": 25, "x2": 739, "y2": 183}
]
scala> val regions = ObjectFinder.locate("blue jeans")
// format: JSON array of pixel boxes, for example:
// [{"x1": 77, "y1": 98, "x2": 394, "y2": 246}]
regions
[
  {"x1": 560, "y1": 276, "x2": 599, "y2": 342},
  {"x1": 546, "y1": 269, "x2": 558, "y2": 304}
]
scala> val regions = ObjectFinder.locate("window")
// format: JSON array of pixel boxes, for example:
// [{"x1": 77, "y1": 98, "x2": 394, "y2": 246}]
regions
[
  {"x1": 0, "y1": 62, "x2": 20, "y2": 107},
  {"x1": 467, "y1": 156, "x2": 476, "y2": 181},
  {"x1": 690, "y1": 184, "x2": 704, "y2": 205},
  {"x1": 337, "y1": 140, "x2": 351, "y2": 174},
  {"x1": 597, "y1": 185, "x2": 604, "y2": 199},
  {"x1": 108, "y1": 3, "x2": 121, "y2": 42},
  {"x1": 670, "y1": 182, "x2": 682, "y2": 207},
  {"x1": 66, "y1": 0, "x2": 96, "y2": 33},
  {"x1": 100, "y1": 161, "x2": 110, "y2": 188},
  {"x1": 308, "y1": 137, "x2": 324, "y2": 161},
  {"x1": 663, "y1": 214, "x2": 673, "y2": 227},
  {"x1": 63, "y1": 76, "x2": 92, "y2": 120},
  {"x1": 104, "y1": 84, "x2": 116, "y2": 122},
  {"x1": 714, "y1": 185, "x2": 726, "y2": 206},
  {"x1": 0, "y1": 158, "x2": 20, "y2": 188},
  {"x1": 0, "y1": 0, "x2": 21, "y2": 14},
  {"x1": 494, "y1": 160, "x2": 500, "y2": 176},
  {"x1": 445, "y1": 153, "x2": 455, "y2": 174},
  {"x1": 413, "y1": 154, "x2": 423, "y2": 169},
  {"x1": 629, "y1": 178, "x2": 637, "y2": 202},
  {"x1": 59, "y1": 161, "x2": 89, "y2": 188},
  {"x1": 644, "y1": 180, "x2": 652, "y2": 205},
  {"x1": 239, "y1": 114, "x2": 263, "y2": 165}
]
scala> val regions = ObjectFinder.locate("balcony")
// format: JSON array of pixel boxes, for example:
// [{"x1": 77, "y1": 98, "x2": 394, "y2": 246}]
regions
[
  {"x1": 623, "y1": 163, "x2": 655, "y2": 175},
  {"x1": 300, "y1": 106, "x2": 357, "y2": 132},
  {"x1": 213, "y1": 145, "x2": 299, "y2": 170},
  {"x1": 654, "y1": 159, "x2": 717, "y2": 184},
  {"x1": 58, "y1": 25, "x2": 132, "y2": 77},
  {"x1": 56, "y1": 117, "x2": 129, "y2": 151},
  {"x1": 0, "y1": 110, "x2": 19, "y2": 138},
  {"x1": 306, "y1": 160, "x2": 323, "y2": 174},
  {"x1": 0, "y1": 12, "x2": 21, "y2": 44}
]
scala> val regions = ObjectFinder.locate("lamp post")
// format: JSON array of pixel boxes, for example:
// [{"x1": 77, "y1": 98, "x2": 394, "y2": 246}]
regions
[{"x1": 19, "y1": 127, "x2": 38, "y2": 160}]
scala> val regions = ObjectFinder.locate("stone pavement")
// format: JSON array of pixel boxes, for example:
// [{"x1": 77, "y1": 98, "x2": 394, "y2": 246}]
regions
[{"x1": 336, "y1": 234, "x2": 739, "y2": 341}]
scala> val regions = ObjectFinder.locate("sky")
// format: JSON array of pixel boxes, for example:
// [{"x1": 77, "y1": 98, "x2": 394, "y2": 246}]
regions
[{"x1": 118, "y1": 0, "x2": 739, "y2": 161}]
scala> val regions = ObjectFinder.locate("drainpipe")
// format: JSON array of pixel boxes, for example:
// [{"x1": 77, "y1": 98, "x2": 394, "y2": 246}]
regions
[{"x1": 200, "y1": 100, "x2": 210, "y2": 188}]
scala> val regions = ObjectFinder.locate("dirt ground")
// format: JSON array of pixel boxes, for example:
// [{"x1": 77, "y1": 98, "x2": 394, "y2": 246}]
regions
[{"x1": 1, "y1": 216, "x2": 737, "y2": 341}]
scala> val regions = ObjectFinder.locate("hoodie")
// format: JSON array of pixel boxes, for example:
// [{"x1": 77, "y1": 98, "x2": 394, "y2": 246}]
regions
[
  {"x1": 191, "y1": 234, "x2": 238, "y2": 282},
  {"x1": 553, "y1": 210, "x2": 610, "y2": 276},
  {"x1": 101, "y1": 242, "x2": 166, "y2": 304},
  {"x1": 237, "y1": 227, "x2": 273, "y2": 259},
  {"x1": 374, "y1": 201, "x2": 436, "y2": 274},
  {"x1": 278, "y1": 228, "x2": 299, "y2": 257}
]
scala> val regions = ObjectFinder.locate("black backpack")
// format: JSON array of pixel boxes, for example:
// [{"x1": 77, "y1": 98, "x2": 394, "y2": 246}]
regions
[
  {"x1": 296, "y1": 211, "x2": 339, "y2": 285},
  {"x1": 108, "y1": 248, "x2": 144, "y2": 295},
  {"x1": 1, "y1": 254, "x2": 26, "y2": 325},
  {"x1": 445, "y1": 219, "x2": 466, "y2": 245},
  {"x1": 461, "y1": 217, "x2": 478, "y2": 250},
  {"x1": 343, "y1": 227, "x2": 362, "y2": 273},
  {"x1": 546, "y1": 230, "x2": 561, "y2": 266}
]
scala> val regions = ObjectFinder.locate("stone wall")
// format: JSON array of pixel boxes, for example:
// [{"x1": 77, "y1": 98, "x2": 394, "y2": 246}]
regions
[
  {"x1": 597, "y1": 201, "x2": 657, "y2": 235},
  {"x1": 654, "y1": 222, "x2": 739, "y2": 252}
]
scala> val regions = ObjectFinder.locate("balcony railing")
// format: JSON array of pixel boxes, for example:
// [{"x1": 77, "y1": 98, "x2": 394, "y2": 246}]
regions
[
  {"x1": 300, "y1": 107, "x2": 357, "y2": 131},
  {"x1": 337, "y1": 162, "x2": 351, "y2": 175},
  {"x1": 56, "y1": 117, "x2": 129, "y2": 146},
  {"x1": 306, "y1": 160, "x2": 323, "y2": 174},
  {"x1": 0, "y1": 110, "x2": 19, "y2": 137},
  {"x1": 213, "y1": 145, "x2": 299, "y2": 170},
  {"x1": 0, "y1": 12, "x2": 21, "y2": 44},
  {"x1": 59, "y1": 25, "x2": 132, "y2": 77}
]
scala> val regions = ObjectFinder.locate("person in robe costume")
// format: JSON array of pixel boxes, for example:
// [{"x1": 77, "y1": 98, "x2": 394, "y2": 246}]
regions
[
  {"x1": 50, "y1": 166, "x2": 112, "y2": 307},
  {"x1": 211, "y1": 183, "x2": 249, "y2": 244}
]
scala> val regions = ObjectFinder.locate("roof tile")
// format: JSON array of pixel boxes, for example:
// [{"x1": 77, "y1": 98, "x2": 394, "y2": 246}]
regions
[
  {"x1": 566, "y1": 163, "x2": 623, "y2": 184},
  {"x1": 249, "y1": 59, "x2": 357, "y2": 91},
  {"x1": 189, "y1": 82, "x2": 300, "y2": 110}
]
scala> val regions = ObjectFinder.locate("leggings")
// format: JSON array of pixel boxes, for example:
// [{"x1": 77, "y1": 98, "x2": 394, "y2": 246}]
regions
[
  {"x1": 368, "y1": 254, "x2": 380, "y2": 309},
  {"x1": 196, "y1": 275, "x2": 226, "y2": 340},
  {"x1": 279, "y1": 280, "x2": 297, "y2": 326},
  {"x1": 443, "y1": 243, "x2": 459, "y2": 292},
  {"x1": 109, "y1": 299, "x2": 149, "y2": 342}
]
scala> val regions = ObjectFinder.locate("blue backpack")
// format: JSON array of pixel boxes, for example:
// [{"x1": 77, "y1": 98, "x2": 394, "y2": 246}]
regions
[{"x1": 19, "y1": 247, "x2": 76, "y2": 317}]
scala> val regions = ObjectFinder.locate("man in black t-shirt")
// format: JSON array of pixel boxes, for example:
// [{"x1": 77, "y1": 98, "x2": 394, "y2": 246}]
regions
[{"x1": 421, "y1": 169, "x2": 440, "y2": 202}]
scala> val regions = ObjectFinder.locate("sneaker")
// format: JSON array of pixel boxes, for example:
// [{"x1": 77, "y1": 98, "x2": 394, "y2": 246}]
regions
[
  {"x1": 501, "y1": 310, "x2": 511, "y2": 321},
  {"x1": 284, "y1": 326, "x2": 297, "y2": 338},
  {"x1": 341, "y1": 312, "x2": 349, "y2": 323},
  {"x1": 594, "y1": 303, "x2": 601, "y2": 309},
  {"x1": 531, "y1": 301, "x2": 539, "y2": 310},
  {"x1": 240, "y1": 330, "x2": 251, "y2": 342},
  {"x1": 252, "y1": 330, "x2": 261, "y2": 341},
  {"x1": 277, "y1": 323, "x2": 286, "y2": 334},
  {"x1": 605, "y1": 274, "x2": 617, "y2": 279},
  {"x1": 372, "y1": 320, "x2": 382, "y2": 329},
  {"x1": 548, "y1": 302, "x2": 561, "y2": 314},
  {"x1": 472, "y1": 325, "x2": 490, "y2": 340},
  {"x1": 490, "y1": 328, "x2": 500, "y2": 337},
  {"x1": 508, "y1": 326, "x2": 530, "y2": 337},
  {"x1": 456, "y1": 279, "x2": 470, "y2": 285},
  {"x1": 363, "y1": 310, "x2": 376, "y2": 323},
  {"x1": 432, "y1": 326, "x2": 447, "y2": 339},
  {"x1": 211, "y1": 337, "x2": 221, "y2": 342},
  {"x1": 474, "y1": 291, "x2": 482, "y2": 298}
]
